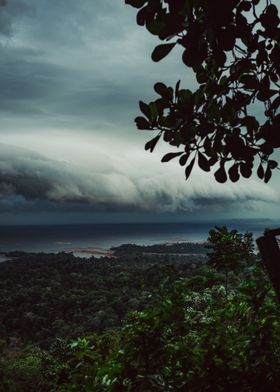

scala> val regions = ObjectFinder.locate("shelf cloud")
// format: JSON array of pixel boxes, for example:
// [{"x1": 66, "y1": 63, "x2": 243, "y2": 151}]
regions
[
  {"x1": 0, "y1": 0, "x2": 279, "y2": 223},
  {"x1": 0, "y1": 144, "x2": 278, "y2": 216}
]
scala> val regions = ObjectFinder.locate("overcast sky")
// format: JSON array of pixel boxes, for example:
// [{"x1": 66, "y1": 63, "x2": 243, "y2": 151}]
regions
[{"x1": 0, "y1": 0, "x2": 279, "y2": 225}]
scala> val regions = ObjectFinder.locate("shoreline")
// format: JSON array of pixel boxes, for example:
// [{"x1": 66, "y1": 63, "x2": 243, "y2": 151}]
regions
[{"x1": 1, "y1": 240, "x2": 208, "y2": 261}]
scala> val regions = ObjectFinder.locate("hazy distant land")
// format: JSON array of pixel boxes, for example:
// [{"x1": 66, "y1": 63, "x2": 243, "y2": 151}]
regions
[{"x1": 0, "y1": 220, "x2": 277, "y2": 256}]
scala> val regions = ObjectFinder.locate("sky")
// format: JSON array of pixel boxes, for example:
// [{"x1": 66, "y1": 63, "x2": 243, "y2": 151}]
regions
[{"x1": 0, "y1": 0, "x2": 279, "y2": 225}]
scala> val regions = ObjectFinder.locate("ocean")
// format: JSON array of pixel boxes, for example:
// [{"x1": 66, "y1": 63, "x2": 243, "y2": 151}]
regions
[{"x1": 0, "y1": 220, "x2": 278, "y2": 259}]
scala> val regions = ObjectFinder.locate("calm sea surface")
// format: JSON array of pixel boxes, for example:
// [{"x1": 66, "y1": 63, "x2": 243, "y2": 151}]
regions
[{"x1": 0, "y1": 221, "x2": 278, "y2": 258}]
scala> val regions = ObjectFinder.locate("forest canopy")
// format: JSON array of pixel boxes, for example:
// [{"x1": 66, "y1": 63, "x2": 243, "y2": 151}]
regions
[{"x1": 126, "y1": 0, "x2": 280, "y2": 183}]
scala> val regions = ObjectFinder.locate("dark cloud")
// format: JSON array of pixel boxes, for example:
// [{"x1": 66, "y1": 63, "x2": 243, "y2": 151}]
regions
[
  {"x1": 0, "y1": 0, "x2": 35, "y2": 36},
  {"x1": 0, "y1": 1, "x2": 279, "y2": 223},
  {"x1": 0, "y1": 144, "x2": 277, "y2": 217},
  {"x1": 0, "y1": 0, "x2": 191, "y2": 138}
]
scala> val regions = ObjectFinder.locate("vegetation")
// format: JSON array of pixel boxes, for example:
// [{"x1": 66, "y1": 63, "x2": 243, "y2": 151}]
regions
[
  {"x1": 207, "y1": 226, "x2": 254, "y2": 272},
  {"x1": 0, "y1": 250, "x2": 203, "y2": 349},
  {"x1": 207, "y1": 226, "x2": 255, "y2": 294},
  {"x1": 52, "y1": 265, "x2": 280, "y2": 392},
  {"x1": 1, "y1": 227, "x2": 280, "y2": 391},
  {"x1": 111, "y1": 241, "x2": 207, "y2": 256},
  {"x1": 126, "y1": 0, "x2": 280, "y2": 183}
]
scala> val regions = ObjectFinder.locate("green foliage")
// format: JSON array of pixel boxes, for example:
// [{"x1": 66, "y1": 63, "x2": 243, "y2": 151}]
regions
[
  {"x1": 53, "y1": 263, "x2": 280, "y2": 392},
  {"x1": 53, "y1": 334, "x2": 124, "y2": 392},
  {"x1": 127, "y1": 0, "x2": 280, "y2": 182},
  {"x1": 2, "y1": 232, "x2": 280, "y2": 391},
  {"x1": 207, "y1": 225, "x2": 254, "y2": 272},
  {"x1": 0, "y1": 251, "x2": 204, "y2": 349},
  {"x1": 0, "y1": 346, "x2": 54, "y2": 392}
]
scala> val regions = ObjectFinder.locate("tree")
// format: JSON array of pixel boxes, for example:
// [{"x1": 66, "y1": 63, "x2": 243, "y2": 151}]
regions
[
  {"x1": 207, "y1": 226, "x2": 254, "y2": 272},
  {"x1": 126, "y1": 0, "x2": 280, "y2": 183},
  {"x1": 207, "y1": 226, "x2": 254, "y2": 293},
  {"x1": 52, "y1": 269, "x2": 280, "y2": 392}
]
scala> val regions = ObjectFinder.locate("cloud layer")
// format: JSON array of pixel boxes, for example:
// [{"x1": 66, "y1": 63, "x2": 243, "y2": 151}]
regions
[
  {"x1": 0, "y1": 1, "x2": 279, "y2": 223},
  {"x1": 0, "y1": 144, "x2": 278, "y2": 217}
]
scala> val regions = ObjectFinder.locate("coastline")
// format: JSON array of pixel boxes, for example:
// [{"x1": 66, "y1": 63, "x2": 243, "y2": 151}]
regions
[{"x1": 1, "y1": 240, "x2": 208, "y2": 261}]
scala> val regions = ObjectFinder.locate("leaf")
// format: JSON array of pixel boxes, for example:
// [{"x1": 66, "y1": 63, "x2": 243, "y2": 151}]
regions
[
  {"x1": 207, "y1": 102, "x2": 220, "y2": 120},
  {"x1": 270, "y1": 95, "x2": 280, "y2": 112},
  {"x1": 146, "y1": 20, "x2": 166, "y2": 36},
  {"x1": 240, "y1": 162, "x2": 252, "y2": 178},
  {"x1": 240, "y1": 1, "x2": 251, "y2": 12},
  {"x1": 178, "y1": 89, "x2": 193, "y2": 105},
  {"x1": 135, "y1": 116, "x2": 150, "y2": 129},
  {"x1": 257, "y1": 163, "x2": 264, "y2": 179},
  {"x1": 266, "y1": 4, "x2": 278, "y2": 18},
  {"x1": 161, "y1": 151, "x2": 183, "y2": 162},
  {"x1": 185, "y1": 157, "x2": 195, "y2": 180},
  {"x1": 241, "y1": 116, "x2": 259, "y2": 132},
  {"x1": 145, "y1": 135, "x2": 161, "y2": 152},
  {"x1": 214, "y1": 50, "x2": 226, "y2": 66},
  {"x1": 196, "y1": 72, "x2": 208, "y2": 84},
  {"x1": 228, "y1": 164, "x2": 240, "y2": 182},
  {"x1": 154, "y1": 82, "x2": 170, "y2": 98},
  {"x1": 125, "y1": 0, "x2": 146, "y2": 8},
  {"x1": 268, "y1": 160, "x2": 278, "y2": 169},
  {"x1": 152, "y1": 43, "x2": 176, "y2": 62},
  {"x1": 264, "y1": 167, "x2": 272, "y2": 183},
  {"x1": 149, "y1": 102, "x2": 158, "y2": 121},
  {"x1": 219, "y1": 76, "x2": 228, "y2": 86},
  {"x1": 137, "y1": 6, "x2": 148, "y2": 25},
  {"x1": 208, "y1": 156, "x2": 218, "y2": 166},
  {"x1": 139, "y1": 101, "x2": 150, "y2": 119},
  {"x1": 179, "y1": 153, "x2": 190, "y2": 166},
  {"x1": 163, "y1": 130, "x2": 173, "y2": 142},
  {"x1": 175, "y1": 80, "x2": 181, "y2": 97},
  {"x1": 215, "y1": 164, "x2": 227, "y2": 183},
  {"x1": 198, "y1": 152, "x2": 210, "y2": 171},
  {"x1": 240, "y1": 75, "x2": 259, "y2": 90}
]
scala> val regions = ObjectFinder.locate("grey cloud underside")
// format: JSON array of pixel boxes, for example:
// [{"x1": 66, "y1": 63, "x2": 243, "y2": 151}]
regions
[
  {"x1": 0, "y1": 0, "x2": 192, "y2": 136},
  {"x1": 0, "y1": 0, "x2": 264, "y2": 135},
  {"x1": 0, "y1": 0, "x2": 34, "y2": 36},
  {"x1": 0, "y1": 144, "x2": 277, "y2": 214},
  {"x1": 0, "y1": 1, "x2": 279, "y2": 222},
  {"x1": 0, "y1": 0, "x2": 277, "y2": 129}
]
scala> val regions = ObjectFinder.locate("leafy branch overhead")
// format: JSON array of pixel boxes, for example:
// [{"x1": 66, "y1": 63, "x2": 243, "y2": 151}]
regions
[{"x1": 126, "y1": 0, "x2": 280, "y2": 183}]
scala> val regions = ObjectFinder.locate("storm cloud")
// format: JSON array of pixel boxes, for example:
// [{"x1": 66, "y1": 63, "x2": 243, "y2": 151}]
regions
[
  {"x1": 0, "y1": 1, "x2": 279, "y2": 223},
  {"x1": 0, "y1": 144, "x2": 278, "y2": 216}
]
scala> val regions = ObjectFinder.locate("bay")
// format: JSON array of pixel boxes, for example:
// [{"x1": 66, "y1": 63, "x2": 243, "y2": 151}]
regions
[{"x1": 0, "y1": 220, "x2": 278, "y2": 258}]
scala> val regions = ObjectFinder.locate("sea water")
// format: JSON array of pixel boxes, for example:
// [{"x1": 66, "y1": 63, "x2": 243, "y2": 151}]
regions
[{"x1": 0, "y1": 220, "x2": 277, "y2": 257}]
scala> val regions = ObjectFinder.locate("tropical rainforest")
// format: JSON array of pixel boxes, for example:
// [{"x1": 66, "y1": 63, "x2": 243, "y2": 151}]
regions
[
  {"x1": 1, "y1": 0, "x2": 280, "y2": 390},
  {"x1": 1, "y1": 227, "x2": 280, "y2": 391}
]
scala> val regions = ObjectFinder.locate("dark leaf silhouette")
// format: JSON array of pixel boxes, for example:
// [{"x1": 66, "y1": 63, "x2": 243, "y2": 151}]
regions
[
  {"x1": 240, "y1": 162, "x2": 253, "y2": 178},
  {"x1": 161, "y1": 152, "x2": 183, "y2": 163},
  {"x1": 257, "y1": 163, "x2": 264, "y2": 179},
  {"x1": 135, "y1": 116, "x2": 150, "y2": 130},
  {"x1": 198, "y1": 152, "x2": 210, "y2": 172},
  {"x1": 185, "y1": 157, "x2": 195, "y2": 180},
  {"x1": 215, "y1": 164, "x2": 227, "y2": 183},
  {"x1": 264, "y1": 167, "x2": 272, "y2": 183},
  {"x1": 136, "y1": 6, "x2": 147, "y2": 25},
  {"x1": 145, "y1": 135, "x2": 160, "y2": 152},
  {"x1": 125, "y1": 0, "x2": 146, "y2": 8},
  {"x1": 179, "y1": 153, "x2": 190, "y2": 166},
  {"x1": 152, "y1": 43, "x2": 176, "y2": 62},
  {"x1": 149, "y1": 102, "x2": 158, "y2": 121},
  {"x1": 228, "y1": 164, "x2": 240, "y2": 183},
  {"x1": 139, "y1": 101, "x2": 150, "y2": 119},
  {"x1": 127, "y1": 0, "x2": 280, "y2": 183},
  {"x1": 154, "y1": 82, "x2": 171, "y2": 99},
  {"x1": 268, "y1": 160, "x2": 278, "y2": 169}
]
